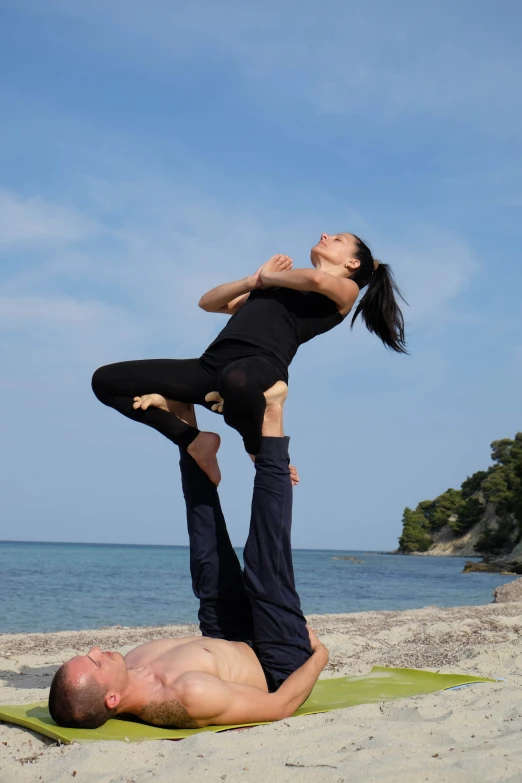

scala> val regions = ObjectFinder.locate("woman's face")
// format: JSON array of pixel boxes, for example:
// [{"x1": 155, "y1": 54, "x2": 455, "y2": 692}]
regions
[{"x1": 310, "y1": 233, "x2": 358, "y2": 271}]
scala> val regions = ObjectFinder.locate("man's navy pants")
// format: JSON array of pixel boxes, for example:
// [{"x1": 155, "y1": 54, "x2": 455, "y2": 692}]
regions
[{"x1": 179, "y1": 435, "x2": 312, "y2": 692}]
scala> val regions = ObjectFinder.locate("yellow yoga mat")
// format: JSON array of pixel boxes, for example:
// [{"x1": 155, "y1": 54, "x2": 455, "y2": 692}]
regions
[{"x1": 0, "y1": 666, "x2": 495, "y2": 744}]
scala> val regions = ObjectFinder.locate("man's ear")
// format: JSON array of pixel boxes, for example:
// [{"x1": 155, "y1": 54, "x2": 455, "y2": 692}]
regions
[{"x1": 105, "y1": 691, "x2": 121, "y2": 710}]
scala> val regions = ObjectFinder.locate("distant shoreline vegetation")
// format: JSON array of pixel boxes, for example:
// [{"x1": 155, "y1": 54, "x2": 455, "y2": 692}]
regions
[{"x1": 398, "y1": 433, "x2": 522, "y2": 558}]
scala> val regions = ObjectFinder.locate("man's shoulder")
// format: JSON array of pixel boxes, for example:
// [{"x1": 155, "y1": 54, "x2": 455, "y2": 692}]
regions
[{"x1": 175, "y1": 670, "x2": 224, "y2": 696}]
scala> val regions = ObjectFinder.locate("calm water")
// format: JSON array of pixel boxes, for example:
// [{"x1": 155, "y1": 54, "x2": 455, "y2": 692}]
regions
[{"x1": 0, "y1": 541, "x2": 517, "y2": 634}]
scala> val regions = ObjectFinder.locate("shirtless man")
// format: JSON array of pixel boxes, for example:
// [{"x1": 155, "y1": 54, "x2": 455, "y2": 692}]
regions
[{"x1": 48, "y1": 397, "x2": 328, "y2": 729}]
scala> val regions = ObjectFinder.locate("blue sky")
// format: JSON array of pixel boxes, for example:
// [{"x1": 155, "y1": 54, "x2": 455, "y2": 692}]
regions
[{"x1": 0, "y1": 0, "x2": 521, "y2": 550}]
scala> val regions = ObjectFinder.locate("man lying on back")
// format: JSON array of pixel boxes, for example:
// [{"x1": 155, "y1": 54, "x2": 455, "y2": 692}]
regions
[{"x1": 49, "y1": 403, "x2": 328, "y2": 729}]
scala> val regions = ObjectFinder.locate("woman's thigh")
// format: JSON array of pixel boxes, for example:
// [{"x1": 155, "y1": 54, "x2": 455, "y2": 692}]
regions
[
  {"x1": 217, "y1": 356, "x2": 286, "y2": 399},
  {"x1": 92, "y1": 358, "x2": 216, "y2": 405}
]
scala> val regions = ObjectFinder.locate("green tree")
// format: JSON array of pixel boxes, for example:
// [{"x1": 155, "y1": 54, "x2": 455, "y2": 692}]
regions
[
  {"x1": 431, "y1": 489, "x2": 465, "y2": 531},
  {"x1": 485, "y1": 434, "x2": 522, "y2": 510},
  {"x1": 398, "y1": 433, "x2": 522, "y2": 554},
  {"x1": 398, "y1": 507, "x2": 432, "y2": 552},
  {"x1": 454, "y1": 497, "x2": 484, "y2": 535},
  {"x1": 482, "y1": 468, "x2": 512, "y2": 511},
  {"x1": 461, "y1": 470, "x2": 489, "y2": 499}
]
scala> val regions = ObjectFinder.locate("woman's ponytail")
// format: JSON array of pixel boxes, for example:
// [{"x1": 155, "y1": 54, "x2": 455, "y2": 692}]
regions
[{"x1": 350, "y1": 236, "x2": 407, "y2": 354}]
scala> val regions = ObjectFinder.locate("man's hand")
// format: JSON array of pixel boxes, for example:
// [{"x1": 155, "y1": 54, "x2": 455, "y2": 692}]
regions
[
  {"x1": 258, "y1": 255, "x2": 293, "y2": 287},
  {"x1": 307, "y1": 626, "x2": 328, "y2": 662}
]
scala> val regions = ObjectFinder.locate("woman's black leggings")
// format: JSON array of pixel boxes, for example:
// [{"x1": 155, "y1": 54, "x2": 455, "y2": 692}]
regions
[{"x1": 91, "y1": 340, "x2": 287, "y2": 455}]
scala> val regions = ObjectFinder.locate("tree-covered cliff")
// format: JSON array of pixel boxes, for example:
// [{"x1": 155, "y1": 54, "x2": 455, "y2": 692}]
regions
[{"x1": 398, "y1": 433, "x2": 522, "y2": 557}]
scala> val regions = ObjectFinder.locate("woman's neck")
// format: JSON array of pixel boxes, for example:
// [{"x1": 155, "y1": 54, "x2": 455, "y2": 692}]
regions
[{"x1": 314, "y1": 260, "x2": 351, "y2": 279}]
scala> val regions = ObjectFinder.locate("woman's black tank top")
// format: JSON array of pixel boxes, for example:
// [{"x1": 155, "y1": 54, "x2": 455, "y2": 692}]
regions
[{"x1": 206, "y1": 287, "x2": 345, "y2": 370}]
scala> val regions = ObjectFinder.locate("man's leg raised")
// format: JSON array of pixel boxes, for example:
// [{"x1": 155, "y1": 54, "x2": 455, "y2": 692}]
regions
[
  {"x1": 178, "y1": 406, "x2": 253, "y2": 642},
  {"x1": 243, "y1": 433, "x2": 312, "y2": 692}
]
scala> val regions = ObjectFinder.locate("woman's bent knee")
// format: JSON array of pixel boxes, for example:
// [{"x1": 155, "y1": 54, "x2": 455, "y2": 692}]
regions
[
  {"x1": 218, "y1": 365, "x2": 258, "y2": 401},
  {"x1": 91, "y1": 365, "x2": 113, "y2": 402}
]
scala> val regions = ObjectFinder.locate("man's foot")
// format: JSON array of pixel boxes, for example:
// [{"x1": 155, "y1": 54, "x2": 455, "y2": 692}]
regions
[
  {"x1": 263, "y1": 380, "x2": 288, "y2": 410},
  {"x1": 187, "y1": 432, "x2": 222, "y2": 486},
  {"x1": 262, "y1": 382, "x2": 299, "y2": 485},
  {"x1": 262, "y1": 381, "x2": 288, "y2": 438},
  {"x1": 205, "y1": 382, "x2": 288, "y2": 420},
  {"x1": 205, "y1": 381, "x2": 288, "y2": 416}
]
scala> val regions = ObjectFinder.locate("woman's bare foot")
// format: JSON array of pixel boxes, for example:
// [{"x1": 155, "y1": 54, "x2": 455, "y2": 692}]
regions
[
  {"x1": 205, "y1": 391, "x2": 224, "y2": 413},
  {"x1": 133, "y1": 393, "x2": 175, "y2": 413},
  {"x1": 187, "y1": 432, "x2": 222, "y2": 486},
  {"x1": 133, "y1": 395, "x2": 197, "y2": 427}
]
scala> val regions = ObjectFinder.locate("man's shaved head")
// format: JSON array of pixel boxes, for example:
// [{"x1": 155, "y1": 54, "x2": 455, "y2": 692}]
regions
[{"x1": 48, "y1": 662, "x2": 116, "y2": 729}]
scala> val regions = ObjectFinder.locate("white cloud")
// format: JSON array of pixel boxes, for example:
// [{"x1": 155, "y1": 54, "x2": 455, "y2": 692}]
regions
[
  {"x1": 0, "y1": 189, "x2": 101, "y2": 247},
  {"x1": 0, "y1": 294, "x2": 128, "y2": 330}
]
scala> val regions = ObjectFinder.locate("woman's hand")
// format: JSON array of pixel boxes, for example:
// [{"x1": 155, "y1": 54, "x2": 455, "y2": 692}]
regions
[
  {"x1": 251, "y1": 263, "x2": 267, "y2": 290},
  {"x1": 258, "y1": 255, "x2": 293, "y2": 287}
]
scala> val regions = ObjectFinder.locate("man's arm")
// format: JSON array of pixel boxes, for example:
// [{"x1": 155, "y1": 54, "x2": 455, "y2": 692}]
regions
[
  {"x1": 171, "y1": 640, "x2": 328, "y2": 727},
  {"x1": 138, "y1": 698, "x2": 201, "y2": 728},
  {"x1": 259, "y1": 267, "x2": 359, "y2": 315},
  {"x1": 272, "y1": 630, "x2": 329, "y2": 719},
  {"x1": 136, "y1": 675, "x2": 281, "y2": 728}
]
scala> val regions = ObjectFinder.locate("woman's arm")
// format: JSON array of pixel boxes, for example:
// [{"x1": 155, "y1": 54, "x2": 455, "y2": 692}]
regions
[
  {"x1": 198, "y1": 275, "x2": 258, "y2": 315},
  {"x1": 198, "y1": 256, "x2": 294, "y2": 315},
  {"x1": 260, "y1": 266, "x2": 359, "y2": 315}
]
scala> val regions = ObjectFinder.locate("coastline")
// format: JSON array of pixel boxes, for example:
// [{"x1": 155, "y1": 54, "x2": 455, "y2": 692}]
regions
[{"x1": 2, "y1": 603, "x2": 522, "y2": 782}]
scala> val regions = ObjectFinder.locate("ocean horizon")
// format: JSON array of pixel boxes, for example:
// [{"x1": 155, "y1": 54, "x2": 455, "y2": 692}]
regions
[{"x1": 0, "y1": 540, "x2": 516, "y2": 635}]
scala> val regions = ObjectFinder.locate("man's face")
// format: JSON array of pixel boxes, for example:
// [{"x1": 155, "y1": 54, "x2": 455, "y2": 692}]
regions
[{"x1": 65, "y1": 647, "x2": 128, "y2": 707}]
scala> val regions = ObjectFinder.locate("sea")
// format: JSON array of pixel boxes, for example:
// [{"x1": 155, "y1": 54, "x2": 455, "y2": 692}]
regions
[{"x1": 0, "y1": 541, "x2": 518, "y2": 635}]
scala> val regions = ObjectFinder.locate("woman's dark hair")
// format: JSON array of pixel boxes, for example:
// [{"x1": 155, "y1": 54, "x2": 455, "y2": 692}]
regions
[{"x1": 350, "y1": 235, "x2": 407, "y2": 354}]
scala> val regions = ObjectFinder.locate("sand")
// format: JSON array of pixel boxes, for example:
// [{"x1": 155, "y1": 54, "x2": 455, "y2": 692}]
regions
[{"x1": 1, "y1": 603, "x2": 522, "y2": 783}]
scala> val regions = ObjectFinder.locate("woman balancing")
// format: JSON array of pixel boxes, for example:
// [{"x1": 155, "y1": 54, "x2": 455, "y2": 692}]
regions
[{"x1": 92, "y1": 233, "x2": 406, "y2": 484}]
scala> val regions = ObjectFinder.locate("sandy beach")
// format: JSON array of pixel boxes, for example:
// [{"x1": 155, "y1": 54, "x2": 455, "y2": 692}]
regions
[{"x1": 1, "y1": 602, "x2": 522, "y2": 783}]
